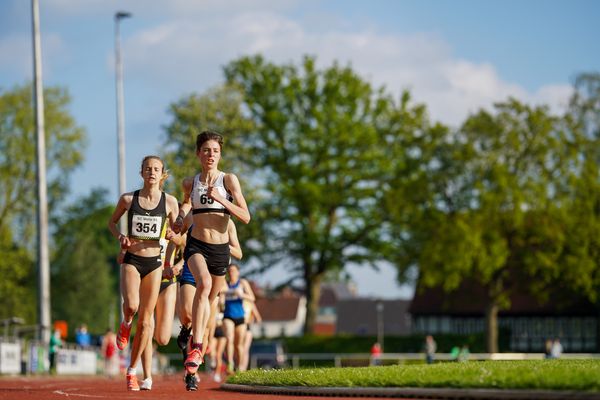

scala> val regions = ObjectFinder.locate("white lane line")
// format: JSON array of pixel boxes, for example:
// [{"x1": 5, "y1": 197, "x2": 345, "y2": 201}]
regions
[{"x1": 52, "y1": 390, "x2": 105, "y2": 398}]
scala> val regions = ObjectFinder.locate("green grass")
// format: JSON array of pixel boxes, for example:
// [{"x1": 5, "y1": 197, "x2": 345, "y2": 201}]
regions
[{"x1": 228, "y1": 360, "x2": 600, "y2": 391}]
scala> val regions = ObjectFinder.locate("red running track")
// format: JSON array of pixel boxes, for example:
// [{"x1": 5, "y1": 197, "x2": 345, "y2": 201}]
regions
[{"x1": 0, "y1": 373, "x2": 392, "y2": 400}]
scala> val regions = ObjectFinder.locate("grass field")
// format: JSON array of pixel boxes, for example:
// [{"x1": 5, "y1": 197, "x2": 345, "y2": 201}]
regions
[{"x1": 228, "y1": 360, "x2": 600, "y2": 391}]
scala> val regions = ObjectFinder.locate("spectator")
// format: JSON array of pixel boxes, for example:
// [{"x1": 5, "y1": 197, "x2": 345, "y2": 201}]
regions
[
  {"x1": 550, "y1": 338, "x2": 563, "y2": 359},
  {"x1": 75, "y1": 324, "x2": 91, "y2": 347},
  {"x1": 370, "y1": 342, "x2": 382, "y2": 366},
  {"x1": 424, "y1": 335, "x2": 437, "y2": 364},
  {"x1": 101, "y1": 328, "x2": 119, "y2": 377},
  {"x1": 449, "y1": 345, "x2": 460, "y2": 361},
  {"x1": 49, "y1": 329, "x2": 62, "y2": 373},
  {"x1": 544, "y1": 338, "x2": 553, "y2": 359}
]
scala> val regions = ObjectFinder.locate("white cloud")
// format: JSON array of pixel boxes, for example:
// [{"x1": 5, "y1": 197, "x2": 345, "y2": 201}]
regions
[{"x1": 120, "y1": 10, "x2": 572, "y2": 127}]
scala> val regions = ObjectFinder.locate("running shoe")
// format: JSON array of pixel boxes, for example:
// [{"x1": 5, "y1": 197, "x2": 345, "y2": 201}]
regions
[
  {"x1": 116, "y1": 321, "x2": 131, "y2": 350},
  {"x1": 185, "y1": 373, "x2": 198, "y2": 391},
  {"x1": 126, "y1": 374, "x2": 139, "y2": 391},
  {"x1": 177, "y1": 326, "x2": 191, "y2": 362},
  {"x1": 226, "y1": 364, "x2": 235, "y2": 376},
  {"x1": 140, "y1": 378, "x2": 152, "y2": 391},
  {"x1": 184, "y1": 348, "x2": 203, "y2": 374},
  {"x1": 213, "y1": 373, "x2": 222, "y2": 383}
]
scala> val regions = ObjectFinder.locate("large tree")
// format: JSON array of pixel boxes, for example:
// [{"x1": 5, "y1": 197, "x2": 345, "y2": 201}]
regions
[
  {"x1": 559, "y1": 73, "x2": 600, "y2": 303},
  {"x1": 0, "y1": 83, "x2": 86, "y2": 325},
  {"x1": 388, "y1": 98, "x2": 580, "y2": 352},
  {"x1": 222, "y1": 55, "x2": 433, "y2": 333},
  {"x1": 163, "y1": 56, "x2": 426, "y2": 332}
]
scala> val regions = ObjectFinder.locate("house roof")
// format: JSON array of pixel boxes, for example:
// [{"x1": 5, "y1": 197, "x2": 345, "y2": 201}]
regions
[
  {"x1": 409, "y1": 280, "x2": 599, "y2": 316},
  {"x1": 255, "y1": 296, "x2": 302, "y2": 322},
  {"x1": 319, "y1": 283, "x2": 357, "y2": 307}
]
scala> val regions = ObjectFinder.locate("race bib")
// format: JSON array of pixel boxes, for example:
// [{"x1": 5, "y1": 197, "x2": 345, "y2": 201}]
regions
[
  {"x1": 197, "y1": 183, "x2": 214, "y2": 206},
  {"x1": 159, "y1": 238, "x2": 167, "y2": 262},
  {"x1": 131, "y1": 214, "x2": 162, "y2": 239}
]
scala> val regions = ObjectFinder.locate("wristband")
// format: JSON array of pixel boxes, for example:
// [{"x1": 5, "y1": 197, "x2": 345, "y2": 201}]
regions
[{"x1": 164, "y1": 261, "x2": 171, "y2": 268}]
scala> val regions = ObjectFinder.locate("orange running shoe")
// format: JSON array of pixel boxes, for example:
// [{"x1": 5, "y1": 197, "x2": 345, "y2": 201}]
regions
[
  {"x1": 184, "y1": 348, "x2": 203, "y2": 374},
  {"x1": 126, "y1": 374, "x2": 139, "y2": 391},
  {"x1": 116, "y1": 321, "x2": 131, "y2": 350}
]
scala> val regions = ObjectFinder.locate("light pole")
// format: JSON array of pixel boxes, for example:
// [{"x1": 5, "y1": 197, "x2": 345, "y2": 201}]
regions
[
  {"x1": 114, "y1": 10, "x2": 131, "y2": 221},
  {"x1": 376, "y1": 301, "x2": 384, "y2": 352},
  {"x1": 114, "y1": 10, "x2": 131, "y2": 325},
  {"x1": 31, "y1": 0, "x2": 51, "y2": 346}
]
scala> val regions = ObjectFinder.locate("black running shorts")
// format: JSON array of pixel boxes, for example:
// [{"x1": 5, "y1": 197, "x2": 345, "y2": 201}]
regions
[
  {"x1": 123, "y1": 252, "x2": 162, "y2": 279},
  {"x1": 183, "y1": 236, "x2": 230, "y2": 277}
]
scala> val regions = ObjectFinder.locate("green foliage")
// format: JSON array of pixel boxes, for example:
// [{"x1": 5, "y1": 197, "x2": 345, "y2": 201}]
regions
[
  {"x1": 162, "y1": 84, "x2": 254, "y2": 197},
  {"x1": 51, "y1": 189, "x2": 119, "y2": 334},
  {"x1": 229, "y1": 360, "x2": 600, "y2": 391},
  {"x1": 221, "y1": 55, "x2": 428, "y2": 332},
  {"x1": 0, "y1": 83, "x2": 86, "y2": 327},
  {"x1": 0, "y1": 83, "x2": 86, "y2": 247},
  {"x1": 0, "y1": 225, "x2": 35, "y2": 323},
  {"x1": 560, "y1": 73, "x2": 600, "y2": 301},
  {"x1": 163, "y1": 56, "x2": 429, "y2": 332},
  {"x1": 385, "y1": 93, "x2": 589, "y2": 351},
  {"x1": 415, "y1": 99, "x2": 576, "y2": 294}
]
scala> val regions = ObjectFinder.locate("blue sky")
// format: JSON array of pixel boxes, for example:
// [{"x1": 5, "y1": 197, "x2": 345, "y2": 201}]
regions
[{"x1": 1, "y1": 0, "x2": 599, "y2": 298}]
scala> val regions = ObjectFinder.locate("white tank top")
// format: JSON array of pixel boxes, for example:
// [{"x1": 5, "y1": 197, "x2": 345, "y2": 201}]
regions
[{"x1": 191, "y1": 172, "x2": 232, "y2": 215}]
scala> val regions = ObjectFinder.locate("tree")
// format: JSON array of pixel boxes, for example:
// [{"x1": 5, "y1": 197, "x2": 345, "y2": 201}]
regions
[
  {"x1": 389, "y1": 98, "x2": 579, "y2": 352},
  {"x1": 51, "y1": 189, "x2": 119, "y2": 334},
  {"x1": 163, "y1": 56, "x2": 424, "y2": 332},
  {"x1": 559, "y1": 73, "x2": 600, "y2": 303},
  {"x1": 0, "y1": 83, "x2": 86, "y2": 325},
  {"x1": 0, "y1": 84, "x2": 86, "y2": 244},
  {"x1": 221, "y1": 55, "x2": 426, "y2": 333}
]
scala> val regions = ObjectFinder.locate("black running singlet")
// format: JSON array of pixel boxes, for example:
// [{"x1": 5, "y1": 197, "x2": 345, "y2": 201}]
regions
[{"x1": 127, "y1": 190, "x2": 168, "y2": 241}]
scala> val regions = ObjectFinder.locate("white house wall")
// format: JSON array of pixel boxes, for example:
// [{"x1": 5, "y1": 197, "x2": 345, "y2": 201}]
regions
[{"x1": 251, "y1": 297, "x2": 307, "y2": 338}]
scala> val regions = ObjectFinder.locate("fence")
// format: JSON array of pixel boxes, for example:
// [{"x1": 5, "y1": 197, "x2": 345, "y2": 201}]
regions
[
  {"x1": 0, "y1": 340, "x2": 21, "y2": 374},
  {"x1": 0, "y1": 339, "x2": 101, "y2": 375}
]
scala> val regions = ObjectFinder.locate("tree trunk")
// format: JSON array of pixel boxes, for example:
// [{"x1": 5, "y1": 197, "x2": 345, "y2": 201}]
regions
[
  {"x1": 304, "y1": 273, "x2": 323, "y2": 335},
  {"x1": 485, "y1": 300, "x2": 499, "y2": 353}
]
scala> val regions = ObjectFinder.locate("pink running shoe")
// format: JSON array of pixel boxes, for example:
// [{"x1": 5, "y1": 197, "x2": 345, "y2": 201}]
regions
[
  {"x1": 126, "y1": 374, "x2": 139, "y2": 391},
  {"x1": 184, "y1": 348, "x2": 203, "y2": 374},
  {"x1": 116, "y1": 321, "x2": 131, "y2": 350}
]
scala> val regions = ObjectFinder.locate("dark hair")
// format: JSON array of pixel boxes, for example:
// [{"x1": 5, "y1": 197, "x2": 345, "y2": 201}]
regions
[
  {"x1": 196, "y1": 130, "x2": 224, "y2": 152},
  {"x1": 228, "y1": 263, "x2": 239, "y2": 271}
]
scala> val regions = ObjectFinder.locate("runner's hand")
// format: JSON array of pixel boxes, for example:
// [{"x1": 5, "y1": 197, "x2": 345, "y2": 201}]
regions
[
  {"x1": 206, "y1": 186, "x2": 225, "y2": 204},
  {"x1": 173, "y1": 215, "x2": 184, "y2": 234}
]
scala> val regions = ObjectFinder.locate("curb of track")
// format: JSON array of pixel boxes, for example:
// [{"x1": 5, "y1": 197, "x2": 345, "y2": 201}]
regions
[{"x1": 221, "y1": 383, "x2": 600, "y2": 399}]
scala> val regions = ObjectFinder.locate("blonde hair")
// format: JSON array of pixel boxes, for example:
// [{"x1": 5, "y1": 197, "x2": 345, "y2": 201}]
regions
[{"x1": 140, "y1": 155, "x2": 169, "y2": 189}]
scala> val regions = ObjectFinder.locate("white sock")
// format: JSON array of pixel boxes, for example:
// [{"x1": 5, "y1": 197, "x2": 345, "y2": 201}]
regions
[{"x1": 127, "y1": 367, "x2": 136, "y2": 375}]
